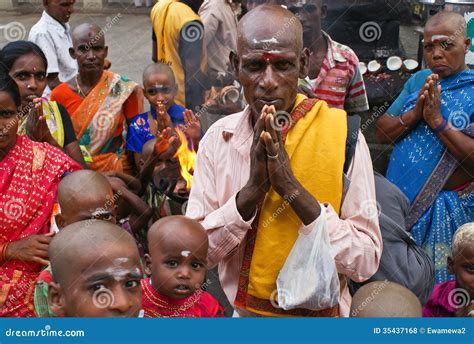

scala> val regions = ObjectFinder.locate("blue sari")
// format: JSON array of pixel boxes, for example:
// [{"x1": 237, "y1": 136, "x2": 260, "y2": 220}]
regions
[{"x1": 386, "y1": 69, "x2": 474, "y2": 283}]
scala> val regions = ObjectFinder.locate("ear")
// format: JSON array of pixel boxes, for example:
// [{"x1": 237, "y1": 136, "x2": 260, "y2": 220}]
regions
[
  {"x1": 143, "y1": 254, "x2": 153, "y2": 276},
  {"x1": 104, "y1": 46, "x2": 109, "y2": 58},
  {"x1": 230, "y1": 51, "x2": 240, "y2": 81},
  {"x1": 48, "y1": 281, "x2": 66, "y2": 317},
  {"x1": 55, "y1": 214, "x2": 66, "y2": 230},
  {"x1": 447, "y1": 255, "x2": 455, "y2": 275},
  {"x1": 299, "y1": 47, "x2": 310, "y2": 79},
  {"x1": 465, "y1": 38, "x2": 471, "y2": 54},
  {"x1": 320, "y1": 3, "x2": 328, "y2": 19},
  {"x1": 69, "y1": 47, "x2": 76, "y2": 60}
]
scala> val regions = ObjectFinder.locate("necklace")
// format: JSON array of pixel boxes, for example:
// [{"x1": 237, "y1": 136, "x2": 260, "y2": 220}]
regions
[
  {"x1": 143, "y1": 280, "x2": 200, "y2": 312},
  {"x1": 75, "y1": 75, "x2": 86, "y2": 97}
]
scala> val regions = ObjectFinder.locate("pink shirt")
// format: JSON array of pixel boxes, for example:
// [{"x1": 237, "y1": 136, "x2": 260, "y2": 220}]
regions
[{"x1": 186, "y1": 106, "x2": 382, "y2": 317}]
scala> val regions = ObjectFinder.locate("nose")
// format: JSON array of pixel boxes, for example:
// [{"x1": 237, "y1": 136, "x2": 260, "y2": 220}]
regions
[
  {"x1": 27, "y1": 76, "x2": 38, "y2": 91},
  {"x1": 108, "y1": 287, "x2": 133, "y2": 315},
  {"x1": 432, "y1": 46, "x2": 444, "y2": 60},
  {"x1": 156, "y1": 92, "x2": 167, "y2": 102},
  {"x1": 258, "y1": 64, "x2": 278, "y2": 93},
  {"x1": 177, "y1": 265, "x2": 191, "y2": 280},
  {"x1": 85, "y1": 48, "x2": 96, "y2": 61}
]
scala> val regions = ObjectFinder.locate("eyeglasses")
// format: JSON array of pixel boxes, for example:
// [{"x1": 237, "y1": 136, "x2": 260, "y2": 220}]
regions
[{"x1": 145, "y1": 86, "x2": 174, "y2": 96}]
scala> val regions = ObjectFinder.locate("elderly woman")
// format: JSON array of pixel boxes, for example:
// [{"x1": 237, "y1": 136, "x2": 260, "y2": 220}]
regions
[
  {"x1": 0, "y1": 73, "x2": 80, "y2": 317},
  {"x1": 376, "y1": 11, "x2": 474, "y2": 283}
]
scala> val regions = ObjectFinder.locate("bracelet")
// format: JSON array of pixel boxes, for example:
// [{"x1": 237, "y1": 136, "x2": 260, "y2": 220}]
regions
[
  {"x1": 433, "y1": 118, "x2": 449, "y2": 134},
  {"x1": 0, "y1": 243, "x2": 9, "y2": 262},
  {"x1": 399, "y1": 113, "x2": 409, "y2": 128}
]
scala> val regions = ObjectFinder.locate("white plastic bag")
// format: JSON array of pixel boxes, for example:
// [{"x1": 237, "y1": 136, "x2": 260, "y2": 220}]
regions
[{"x1": 276, "y1": 208, "x2": 340, "y2": 310}]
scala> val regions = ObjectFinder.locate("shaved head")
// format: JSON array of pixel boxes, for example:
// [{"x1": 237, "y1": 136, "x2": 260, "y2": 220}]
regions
[
  {"x1": 49, "y1": 220, "x2": 138, "y2": 288},
  {"x1": 237, "y1": 4, "x2": 303, "y2": 54},
  {"x1": 147, "y1": 215, "x2": 208, "y2": 252},
  {"x1": 143, "y1": 63, "x2": 176, "y2": 86},
  {"x1": 72, "y1": 23, "x2": 104, "y2": 46},
  {"x1": 350, "y1": 281, "x2": 422, "y2": 317},
  {"x1": 57, "y1": 170, "x2": 115, "y2": 225},
  {"x1": 425, "y1": 11, "x2": 467, "y2": 38}
]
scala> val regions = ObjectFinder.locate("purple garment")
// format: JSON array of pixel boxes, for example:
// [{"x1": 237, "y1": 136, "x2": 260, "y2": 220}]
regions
[{"x1": 422, "y1": 280, "x2": 457, "y2": 317}]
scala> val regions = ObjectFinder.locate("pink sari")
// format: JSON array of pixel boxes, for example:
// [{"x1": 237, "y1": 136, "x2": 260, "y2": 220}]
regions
[{"x1": 0, "y1": 135, "x2": 80, "y2": 317}]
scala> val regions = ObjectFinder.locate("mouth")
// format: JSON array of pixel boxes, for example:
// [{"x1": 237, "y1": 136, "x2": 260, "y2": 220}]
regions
[
  {"x1": 0, "y1": 132, "x2": 9, "y2": 140},
  {"x1": 25, "y1": 94, "x2": 40, "y2": 102},
  {"x1": 173, "y1": 284, "x2": 192, "y2": 295},
  {"x1": 255, "y1": 98, "x2": 281, "y2": 107}
]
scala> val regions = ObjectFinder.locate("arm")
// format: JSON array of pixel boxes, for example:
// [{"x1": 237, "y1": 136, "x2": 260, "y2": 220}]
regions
[
  {"x1": 186, "y1": 131, "x2": 257, "y2": 268},
  {"x1": 324, "y1": 132, "x2": 382, "y2": 281},
  {"x1": 118, "y1": 187, "x2": 153, "y2": 233},
  {"x1": 179, "y1": 21, "x2": 207, "y2": 110}
]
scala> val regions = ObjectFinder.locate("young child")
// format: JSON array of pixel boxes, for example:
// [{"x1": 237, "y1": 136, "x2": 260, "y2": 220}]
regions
[
  {"x1": 141, "y1": 216, "x2": 224, "y2": 317},
  {"x1": 48, "y1": 220, "x2": 143, "y2": 317},
  {"x1": 126, "y1": 63, "x2": 201, "y2": 167},
  {"x1": 423, "y1": 222, "x2": 474, "y2": 317},
  {"x1": 350, "y1": 281, "x2": 422, "y2": 317}
]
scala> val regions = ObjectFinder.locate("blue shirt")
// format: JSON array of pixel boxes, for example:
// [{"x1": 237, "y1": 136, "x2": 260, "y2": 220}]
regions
[{"x1": 126, "y1": 103, "x2": 185, "y2": 153}]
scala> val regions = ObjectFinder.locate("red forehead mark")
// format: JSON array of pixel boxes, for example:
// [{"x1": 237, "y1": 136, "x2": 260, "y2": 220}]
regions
[{"x1": 261, "y1": 53, "x2": 284, "y2": 62}]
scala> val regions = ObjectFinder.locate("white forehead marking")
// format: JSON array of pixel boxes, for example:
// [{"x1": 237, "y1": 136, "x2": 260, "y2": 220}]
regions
[
  {"x1": 252, "y1": 37, "x2": 279, "y2": 45},
  {"x1": 181, "y1": 250, "x2": 191, "y2": 257},
  {"x1": 430, "y1": 35, "x2": 450, "y2": 42}
]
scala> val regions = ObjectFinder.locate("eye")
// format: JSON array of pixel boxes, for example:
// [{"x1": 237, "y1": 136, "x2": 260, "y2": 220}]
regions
[
  {"x1": 90, "y1": 283, "x2": 106, "y2": 292},
  {"x1": 275, "y1": 61, "x2": 292, "y2": 70},
  {"x1": 165, "y1": 260, "x2": 179, "y2": 268},
  {"x1": 191, "y1": 262, "x2": 203, "y2": 269},
  {"x1": 244, "y1": 61, "x2": 264, "y2": 72},
  {"x1": 35, "y1": 73, "x2": 46, "y2": 81},
  {"x1": 125, "y1": 280, "x2": 140, "y2": 288}
]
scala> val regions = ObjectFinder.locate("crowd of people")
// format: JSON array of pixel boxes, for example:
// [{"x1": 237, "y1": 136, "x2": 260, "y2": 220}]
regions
[{"x1": 0, "y1": 0, "x2": 472, "y2": 318}]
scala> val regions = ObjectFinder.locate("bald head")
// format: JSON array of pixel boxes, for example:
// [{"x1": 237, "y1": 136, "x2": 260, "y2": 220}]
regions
[
  {"x1": 350, "y1": 281, "x2": 422, "y2": 317},
  {"x1": 148, "y1": 215, "x2": 208, "y2": 251},
  {"x1": 143, "y1": 63, "x2": 176, "y2": 86},
  {"x1": 57, "y1": 170, "x2": 115, "y2": 226},
  {"x1": 72, "y1": 23, "x2": 105, "y2": 46},
  {"x1": 237, "y1": 4, "x2": 303, "y2": 54},
  {"x1": 425, "y1": 11, "x2": 467, "y2": 38},
  {"x1": 49, "y1": 220, "x2": 138, "y2": 287}
]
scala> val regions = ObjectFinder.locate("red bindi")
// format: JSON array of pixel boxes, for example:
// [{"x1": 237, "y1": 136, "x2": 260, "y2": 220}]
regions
[{"x1": 261, "y1": 53, "x2": 284, "y2": 62}]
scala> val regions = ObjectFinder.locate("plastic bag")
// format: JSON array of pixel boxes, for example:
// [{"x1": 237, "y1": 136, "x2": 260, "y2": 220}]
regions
[{"x1": 276, "y1": 209, "x2": 340, "y2": 310}]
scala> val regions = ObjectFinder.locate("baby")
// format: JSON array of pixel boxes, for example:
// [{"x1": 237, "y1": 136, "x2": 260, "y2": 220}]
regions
[{"x1": 141, "y1": 216, "x2": 224, "y2": 317}]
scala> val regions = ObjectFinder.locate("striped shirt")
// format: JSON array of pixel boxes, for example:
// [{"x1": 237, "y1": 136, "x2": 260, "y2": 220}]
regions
[{"x1": 307, "y1": 32, "x2": 369, "y2": 113}]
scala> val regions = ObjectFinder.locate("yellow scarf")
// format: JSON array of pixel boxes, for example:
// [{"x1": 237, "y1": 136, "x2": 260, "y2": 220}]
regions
[
  {"x1": 151, "y1": 0, "x2": 207, "y2": 106},
  {"x1": 18, "y1": 101, "x2": 64, "y2": 147},
  {"x1": 247, "y1": 95, "x2": 347, "y2": 315}
]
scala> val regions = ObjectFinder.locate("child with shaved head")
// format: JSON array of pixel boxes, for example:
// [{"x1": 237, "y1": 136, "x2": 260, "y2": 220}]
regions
[
  {"x1": 424, "y1": 222, "x2": 474, "y2": 317},
  {"x1": 141, "y1": 216, "x2": 224, "y2": 317},
  {"x1": 47, "y1": 220, "x2": 143, "y2": 317},
  {"x1": 350, "y1": 281, "x2": 422, "y2": 317}
]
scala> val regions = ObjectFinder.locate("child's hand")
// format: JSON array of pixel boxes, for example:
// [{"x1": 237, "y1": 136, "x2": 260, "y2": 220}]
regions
[
  {"x1": 182, "y1": 109, "x2": 201, "y2": 140},
  {"x1": 156, "y1": 101, "x2": 172, "y2": 132},
  {"x1": 154, "y1": 128, "x2": 180, "y2": 160}
]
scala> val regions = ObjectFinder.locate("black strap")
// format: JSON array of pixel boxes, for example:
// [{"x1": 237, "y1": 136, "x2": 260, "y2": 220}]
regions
[{"x1": 343, "y1": 115, "x2": 361, "y2": 174}]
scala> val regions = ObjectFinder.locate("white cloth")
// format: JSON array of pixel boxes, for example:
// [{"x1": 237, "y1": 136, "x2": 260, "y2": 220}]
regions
[{"x1": 28, "y1": 11, "x2": 77, "y2": 98}]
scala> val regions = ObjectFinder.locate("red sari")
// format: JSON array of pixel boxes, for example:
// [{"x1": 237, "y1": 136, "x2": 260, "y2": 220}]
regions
[
  {"x1": 0, "y1": 135, "x2": 80, "y2": 317},
  {"x1": 141, "y1": 278, "x2": 225, "y2": 318}
]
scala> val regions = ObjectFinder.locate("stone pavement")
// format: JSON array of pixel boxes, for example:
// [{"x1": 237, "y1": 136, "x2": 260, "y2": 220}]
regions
[{"x1": 0, "y1": 10, "x2": 151, "y2": 86}]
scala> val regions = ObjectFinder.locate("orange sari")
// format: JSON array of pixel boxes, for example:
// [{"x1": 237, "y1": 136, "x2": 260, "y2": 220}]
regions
[
  {"x1": 0, "y1": 136, "x2": 80, "y2": 317},
  {"x1": 62, "y1": 70, "x2": 143, "y2": 172}
]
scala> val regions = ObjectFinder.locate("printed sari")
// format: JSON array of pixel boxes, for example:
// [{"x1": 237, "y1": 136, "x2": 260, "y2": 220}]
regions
[
  {"x1": 386, "y1": 69, "x2": 474, "y2": 283},
  {"x1": 0, "y1": 136, "x2": 80, "y2": 317},
  {"x1": 72, "y1": 70, "x2": 143, "y2": 173}
]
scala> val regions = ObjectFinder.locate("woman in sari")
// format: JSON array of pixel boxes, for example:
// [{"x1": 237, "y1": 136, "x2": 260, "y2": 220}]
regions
[
  {"x1": 376, "y1": 11, "x2": 474, "y2": 283},
  {"x1": 0, "y1": 73, "x2": 81, "y2": 317},
  {"x1": 51, "y1": 23, "x2": 143, "y2": 173},
  {"x1": 0, "y1": 41, "x2": 85, "y2": 167}
]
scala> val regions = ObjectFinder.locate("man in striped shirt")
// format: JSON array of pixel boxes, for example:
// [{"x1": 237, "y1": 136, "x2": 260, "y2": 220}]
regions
[{"x1": 286, "y1": 0, "x2": 369, "y2": 114}]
